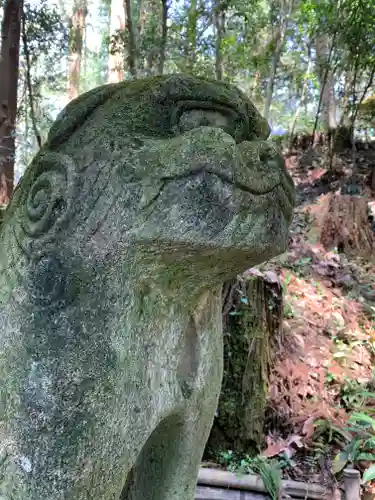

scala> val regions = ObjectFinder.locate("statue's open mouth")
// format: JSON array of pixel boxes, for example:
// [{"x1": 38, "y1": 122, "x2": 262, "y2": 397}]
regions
[
  {"x1": 161, "y1": 168, "x2": 277, "y2": 195},
  {"x1": 160, "y1": 169, "x2": 295, "y2": 222}
]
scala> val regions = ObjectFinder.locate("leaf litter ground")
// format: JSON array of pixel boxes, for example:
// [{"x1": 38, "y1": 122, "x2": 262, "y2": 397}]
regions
[{"x1": 249, "y1": 146, "x2": 375, "y2": 493}]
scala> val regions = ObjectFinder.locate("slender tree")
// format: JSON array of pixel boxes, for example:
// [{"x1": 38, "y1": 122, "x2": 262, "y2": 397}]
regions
[
  {"x1": 158, "y1": 0, "x2": 169, "y2": 75},
  {"x1": 124, "y1": 0, "x2": 137, "y2": 77},
  {"x1": 315, "y1": 33, "x2": 337, "y2": 132},
  {"x1": 214, "y1": 0, "x2": 226, "y2": 80},
  {"x1": 184, "y1": 0, "x2": 198, "y2": 73},
  {"x1": 67, "y1": 0, "x2": 88, "y2": 101},
  {"x1": 0, "y1": 0, "x2": 23, "y2": 204},
  {"x1": 108, "y1": 0, "x2": 126, "y2": 82},
  {"x1": 263, "y1": 0, "x2": 295, "y2": 121}
]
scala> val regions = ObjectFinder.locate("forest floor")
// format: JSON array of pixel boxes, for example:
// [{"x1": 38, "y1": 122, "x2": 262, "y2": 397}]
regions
[
  {"x1": 265, "y1": 145, "x2": 375, "y2": 494},
  {"x1": 206, "y1": 145, "x2": 375, "y2": 497}
]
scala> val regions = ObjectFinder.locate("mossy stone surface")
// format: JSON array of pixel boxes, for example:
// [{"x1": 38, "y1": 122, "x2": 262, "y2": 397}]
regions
[{"x1": 0, "y1": 74, "x2": 295, "y2": 499}]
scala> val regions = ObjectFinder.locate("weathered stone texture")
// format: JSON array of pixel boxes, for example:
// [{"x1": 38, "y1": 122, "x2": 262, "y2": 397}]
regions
[{"x1": 0, "y1": 74, "x2": 295, "y2": 500}]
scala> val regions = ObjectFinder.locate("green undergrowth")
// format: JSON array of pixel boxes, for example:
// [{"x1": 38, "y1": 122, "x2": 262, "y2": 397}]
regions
[{"x1": 216, "y1": 451, "x2": 282, "y2": 500}]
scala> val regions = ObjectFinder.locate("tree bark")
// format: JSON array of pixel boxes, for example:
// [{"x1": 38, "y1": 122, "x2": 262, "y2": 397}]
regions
[
  {"x1": 0, "y1": 0, "x2": 23, "y2": 205},
  {"x1": 141, "y1": 0, "x2": 158, "y2": 75},
  {"x1": 67, "y1": 0, "x2": 88, "y2": 101},
  {"x1": 311, "y1": 31, "x2": 336, "y2": 148},
  {"x1": 141, "y1": 0, "x2": 169, "y2": 76},
  {"x1": 349, "y1": 67, "x2": 375, "y2": 147},
  {"x1": 263, "y1": 0, "x2": 295, "y2": 121},
  {"x1": 21, "y1": 11, "x2": 41, "y2": 149},
  {"x1": 135, "y1": 0, "x2": 147, "y2": 73},
  {"x1": 124, "y1": 0, "x2": 137, "y2": 77},
  {"x1": 108, "y1": 0, "x2": 126, "y2": 83},
  {"x1": 315, "y1": 33, "x2": 337, "y2": 132},
  {"x1": 340, "y1": 70, "x2": 353, "y2": 129},
  {"x1": 184, "y1": 0, "x2": 198, "y2": 73},
  {"x1": 289, "y1": 46, "x2": 312, "y2": 142},
  {"x1": 214, "y1": 0, "x2": 225, "y2": 81},
  {"x1": 157, "y1": 0, "x2": 168, "y2": 75}
]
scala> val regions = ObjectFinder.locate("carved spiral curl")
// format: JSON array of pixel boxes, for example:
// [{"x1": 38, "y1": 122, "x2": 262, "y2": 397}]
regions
[{"x1": 14, "y1": 152, "x2": 78, "y2": 258}]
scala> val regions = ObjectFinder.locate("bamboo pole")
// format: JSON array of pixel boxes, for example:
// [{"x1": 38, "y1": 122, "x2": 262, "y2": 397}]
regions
[{"x1": 198, "y1": 468, "x2": 330, "y2": 499}]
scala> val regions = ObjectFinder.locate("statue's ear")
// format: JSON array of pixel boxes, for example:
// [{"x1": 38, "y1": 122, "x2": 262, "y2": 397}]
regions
[{"x1": 46, "y1": 83, "x2": 124, "y2": 150}]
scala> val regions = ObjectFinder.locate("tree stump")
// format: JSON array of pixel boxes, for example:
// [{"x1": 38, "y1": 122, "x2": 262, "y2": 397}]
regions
[
  {"x1": 205, "y1": 270, "x2": 283, "y2": 460},
  {"x1": 320, "y1": 194, "x2": 375, "y2": 259},
  {"x1": 332, "y1": 125, "x2": 353, "y2": 151},
  {"x1": 371, "y1": 167, "x2": 375, "y2": 192}
]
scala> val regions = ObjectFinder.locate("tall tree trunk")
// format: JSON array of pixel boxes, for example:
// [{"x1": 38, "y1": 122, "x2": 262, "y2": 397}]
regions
[
  {"x1": 214, "y1": 0, "x2": 225, "y2": 81},
  {"x1": 67, "y1": 0, "x2": 88, "y2": 101},
  {"x1": 143, "y1": 0, "x2": 169, "y2": 76},
  {"x1": 21, "y1": 12, "x2": 41, "y2": 149},
  {"x1": 348, "y1": 65, "x2": 375, "y2": 171},
  {"x1": 124, "y1": 0, "x2": 137, "y2": 77},
  {"x1": 315, "y1": 33, "x2": 337, "y2": 132},
  {"x1": 333, "y1": 65, "x2": 357, "y2": 153},
  {"x1": 0, "y1": 0, "x2": 23, "y2": 205},
  {"x1": 340, "y1": 70, "x2": 353, "y2": 128},
  {"x1": 139, "y1": 0, "x2": 155, "y2": 75},
  {"x1": 157, "y1": 0, "x2": 168, "y2": 75},
  {"x1": 263, "y1": 0, "x2": 295, "y2": 121},
  {"x1": 135, "y1": 0, "x2": 147, "y2": 74},
  {"x1": 184, "y1": 0, "x2": 198, "y2": 73},
  {"x1": 263, "y1": 50, "x2": 280, "y2": 121},
  {"x1": 289, "y1": 51, "x2": 312, "y2": 141},
  {"x1": 252, "y1": 71, "x2": 261, "y2": 100},
  {"x1": 311, "y1": 31, "x2": 337, "y2": 148},
  {"x1": 108, "y1": 0, "x2": 126, "y2": 83}
]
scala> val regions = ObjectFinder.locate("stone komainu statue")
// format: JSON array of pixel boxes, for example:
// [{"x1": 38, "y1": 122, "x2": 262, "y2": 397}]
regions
[{"x1": 0, "y1": 75, "x2": 295, "y2": 499}]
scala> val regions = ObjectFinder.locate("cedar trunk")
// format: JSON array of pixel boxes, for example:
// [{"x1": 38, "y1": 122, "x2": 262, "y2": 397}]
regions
[
  {"x1": 124, "y1": 0, "x2": 137, "y2": 77},
  {"x1": 108, "y1": 0, "x2": 126, "y2": 83},
  {"x1": 67, "y1": 0, "x2": 88, "y2": 101},
  {"x1": 158, "y1": 0, "x2": 168, "y2": 75},
  {"x1": 0, "y1": 0, "x2": 23, "y2": 204}
]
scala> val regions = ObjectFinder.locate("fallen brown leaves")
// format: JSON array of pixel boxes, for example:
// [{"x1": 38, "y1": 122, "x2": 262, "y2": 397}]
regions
[
  {"x1": 268, "y1": 240, "x2": 374, "y2": 430},
  {"x1": 261, "y1": 164, "x2": 375, "y2": 486}
]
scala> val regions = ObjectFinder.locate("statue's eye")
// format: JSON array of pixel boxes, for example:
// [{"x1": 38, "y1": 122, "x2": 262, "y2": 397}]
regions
[{"x1": 178, "y1": 109, "x2": 230, "y2": 133}]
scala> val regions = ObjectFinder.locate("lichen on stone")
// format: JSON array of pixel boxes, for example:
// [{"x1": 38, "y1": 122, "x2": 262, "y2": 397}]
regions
[{"x1": 0, "y1": 74, "x2": 295, "y2": 500}]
